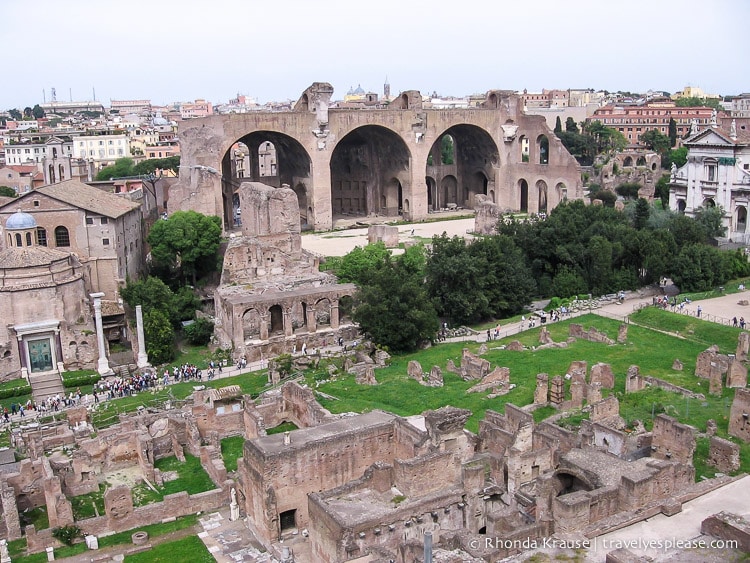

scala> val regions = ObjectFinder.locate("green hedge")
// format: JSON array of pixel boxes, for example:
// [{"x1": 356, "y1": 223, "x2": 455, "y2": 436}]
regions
[
  {"x1": 0, "y1": 383, "x2": 32, "y2": 401},
  {"x1": 61, "y1": 371, "x2": 100, "y2": 389}
]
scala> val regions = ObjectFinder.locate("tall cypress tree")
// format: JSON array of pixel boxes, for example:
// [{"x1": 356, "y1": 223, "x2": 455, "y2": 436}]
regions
[
  {"x1": 554, "y1": 116, "x2": 562, "y2": 133},
  {"x1": 668, "y1": 118, "x2": 677, "y2": 147}
]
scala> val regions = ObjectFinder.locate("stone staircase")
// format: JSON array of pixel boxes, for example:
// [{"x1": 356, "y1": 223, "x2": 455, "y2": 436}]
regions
[{"x1": 29, "y1": 371, "x2": 65, "y2": 403}]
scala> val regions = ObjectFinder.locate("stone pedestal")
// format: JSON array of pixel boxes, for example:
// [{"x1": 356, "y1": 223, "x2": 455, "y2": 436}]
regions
[
  {"x1": 230, "y1": 501, "x2": 240, "y2": 521},
  {"x1": 0, "y1": 539, "x2": 10, "y2": 563},
  {"x1": 46, "y1": 546, "x2": 54, "y2": 561},
  {"x1": 85, "y1": 535, "x2": 99, "y2": 550}
]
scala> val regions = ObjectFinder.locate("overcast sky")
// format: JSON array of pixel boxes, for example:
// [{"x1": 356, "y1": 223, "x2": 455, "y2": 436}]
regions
[{"x1": 2, "y1": 0, "x2": 748, "y2": 110}]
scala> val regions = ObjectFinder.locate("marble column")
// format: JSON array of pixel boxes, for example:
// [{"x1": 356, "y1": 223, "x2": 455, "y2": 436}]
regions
[
  {"x1": 135, "y1": 305, "x2": 150, "y2": 368},
  {"x1": 90, "y1": 293, "x2": 113, "y2": 376}
]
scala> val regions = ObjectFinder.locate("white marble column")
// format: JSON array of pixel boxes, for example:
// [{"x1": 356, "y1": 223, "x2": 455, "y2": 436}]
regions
[
  {"x1": 90, "y1": 293, "x2": 113, "y2": 376},
  {"x1": 135, "y1": 305, "x2": 150, "y2": 368}
]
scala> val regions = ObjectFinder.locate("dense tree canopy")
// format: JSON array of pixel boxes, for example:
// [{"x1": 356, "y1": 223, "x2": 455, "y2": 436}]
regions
[
  {"x1": 147, "y1": 211, "x2": 222, "y2": 284},
  {"x1": 0, "y1": 186, "x2": 18, "y2": 198},
  {"x1": 425, "y1": 234, "x2": 534, "y2": 325},
  {"x1": 96, "y1": 156, "x2": 180, "y2": 181},
  {"x1": 352, "y1": 247, "x2": 439, "y2": 352}
]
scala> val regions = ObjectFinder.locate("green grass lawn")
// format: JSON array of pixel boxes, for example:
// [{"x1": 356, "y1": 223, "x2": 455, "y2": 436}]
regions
[
  {"x1": 298, "y1": 311, "x2": 750, "y2": 478},
  {"x1": 124, "y1": 535, "x2": 214, "y2": 562},
  {"x1": 220, "y1": 435, "x2": 245, "y2": 472},
  {"x1": 70, "y1": 484, "x2": 106, "y2": 520}
]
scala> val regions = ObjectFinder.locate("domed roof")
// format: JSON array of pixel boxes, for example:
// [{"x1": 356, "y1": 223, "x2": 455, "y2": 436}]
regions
[{"x1": 5, "y1": 211, "x2": 37, "y2": 230}]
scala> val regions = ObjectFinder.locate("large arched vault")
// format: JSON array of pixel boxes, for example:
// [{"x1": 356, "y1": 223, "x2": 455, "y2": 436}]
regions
[{"x1": 329, "y1": 125, "x2": 411, "y2": 217}]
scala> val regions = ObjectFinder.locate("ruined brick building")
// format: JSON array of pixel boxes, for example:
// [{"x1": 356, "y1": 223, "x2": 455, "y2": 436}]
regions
[{"x1": 171, "y1": 82, "x2": 583, "y2": 232}]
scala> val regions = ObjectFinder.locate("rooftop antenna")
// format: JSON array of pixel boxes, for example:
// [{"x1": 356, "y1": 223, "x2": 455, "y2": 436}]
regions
[
  {"x1": 69, "y1": 88, "x2": 72, "y2": 102},
  {"x1": 93, "y1": 87, "x2": 96, "y2": 101},
  {"x1": 43, "y1": 89, "x2": 46, "y2": 103}
]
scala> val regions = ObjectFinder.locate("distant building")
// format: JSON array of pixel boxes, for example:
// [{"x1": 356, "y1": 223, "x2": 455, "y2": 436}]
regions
[
  {"x1": 671, "y1": 85, "x2": 721, "y2": 101},
  {"x1": 40, "y1": 100, "x2": 105, "y2": 115},
  {"x1": 179, "y1": 99, "x2": 213, "y2": 119},
  {"x1": 520, "y1": 89, "x2": 569, "y2": 109},
  {"x1": 0, "y1": 180, "x2": 143, "y2": 300},
  {"x1": 587, "y1": 100, "x2": 718, "y2": 145},
  {"x1": 109, "y1": 99, "x2": 152, "y2": 115},
  {"x1": 71, "y1": 133, "x2": 130, "y2": 172},
  {"x1": 0, "y1": 165, "x2": 42, "y2": 194},
  {"x1": 669, "y1": 121, "x2": 750, "y2": 242}
]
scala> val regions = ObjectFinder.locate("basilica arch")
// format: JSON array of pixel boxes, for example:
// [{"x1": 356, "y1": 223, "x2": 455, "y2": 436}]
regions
[{"x1": 172, "y1": 82, "x2": 584, "y2": 232}]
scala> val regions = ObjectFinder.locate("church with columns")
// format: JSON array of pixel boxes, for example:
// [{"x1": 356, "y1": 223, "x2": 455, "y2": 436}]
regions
[{"x1": 0, "y1": 211, "x2": 108, "y2": 389}]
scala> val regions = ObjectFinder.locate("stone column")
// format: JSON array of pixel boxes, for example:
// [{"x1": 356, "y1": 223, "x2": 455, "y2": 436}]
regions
[
  {"x1": 135, "y1": 305, "x2": 150, "y2": 368},
  {"x1": 283, "y1": 308, "x2": 294, "y2": 337},
  {"x1": 330, "y1": 301, "x2": 340, "y2": 328},
  {"x1": 306, "y1": 306, "x2": 317, "y2": 334},
  {"x1": 260, "y1": 313, "x2": 269, "y2": 340},
  {"x1": 90, "y1": 293, "x2": 113, "y2": 376}
]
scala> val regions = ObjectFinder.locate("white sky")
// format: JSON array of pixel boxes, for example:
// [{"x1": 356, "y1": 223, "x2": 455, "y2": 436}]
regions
[{"x1": 2, "y1": 0, "x2": 748, "y2": 110}]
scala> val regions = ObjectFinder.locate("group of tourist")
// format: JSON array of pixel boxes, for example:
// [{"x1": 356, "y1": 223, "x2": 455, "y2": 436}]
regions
[
  {"x1": 96, "y1": 372, "x2": 160, "y2": 399},
  {"x1": 162, "y1": 363, "x2": 204, "y2": 386}
]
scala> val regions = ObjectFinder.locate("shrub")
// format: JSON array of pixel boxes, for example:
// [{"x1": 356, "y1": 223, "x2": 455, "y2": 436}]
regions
[
  {"x1": 183, "y1": 318, "x2": 214, "y2": 346},
  {"x1": 52, "y1": 524, "x2": 82, "y2": 546},
  {"x1": 0, "y1": 383, "x2": 32, "y2": 401}
]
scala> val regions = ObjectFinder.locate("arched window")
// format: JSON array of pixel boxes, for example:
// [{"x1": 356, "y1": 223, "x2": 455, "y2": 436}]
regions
[
  {"x1": 538, "y1": 135, "x2": 549, "y2": 165},
  {"x1": 25, "y1": 232, "x2": 32, "y2": 246},
  {"x1": 14, "y1": 233, "x2": 22, "y2": 247},
  {"x1": 55, "y1": 226, "x2": 70, "y2": 247},
  {"x1": 623, "y1": 156, "x2": 633, "y2": 167}
]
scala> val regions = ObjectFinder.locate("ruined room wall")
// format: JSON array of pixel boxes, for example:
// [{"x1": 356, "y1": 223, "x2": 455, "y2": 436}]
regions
[{"x1": 393, "y1": 451, "x2": 460, "y2": 498}]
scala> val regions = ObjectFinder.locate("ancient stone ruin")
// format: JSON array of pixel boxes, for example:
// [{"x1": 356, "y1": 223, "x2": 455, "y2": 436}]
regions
[{"x1": 213, "y1": 182, "x2": 357, "y2": 362}]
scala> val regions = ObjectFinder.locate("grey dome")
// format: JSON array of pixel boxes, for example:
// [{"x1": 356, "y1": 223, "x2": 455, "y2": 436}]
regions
[{"x1": 5, "y1": 211, "x2": 37, "y2": 230}]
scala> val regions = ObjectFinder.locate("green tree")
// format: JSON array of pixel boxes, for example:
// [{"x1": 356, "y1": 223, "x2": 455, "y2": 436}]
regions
[
  {"x1": 147, "y1": 211, "x2": 222, "y2": 284},
  {"x1": 554, "y1": 116, "x2": 562, "y2": 133},
  {"x1": 184, "y1": 318, "x2": 214, "y2": 345},
  {"x1": 23, "y1": 107, "x2": 32, "y2": 119},
  {"x1": 633, "y1": 198, "x2": 651, "y2": 230},
  {"x1": 552, "y1": 266, "x2": 587, "y2": 298},
  {"x1": 639, "y1": 129, "x2": 671, "y2": 154},
  {"x1": 670, "y1": 244, "x2": 731, "y2": 291},
  {"x1": 328, "y1": 242, "x2": 390, "y2": 284},
  {"x1": 143, "y1": 309, "x2": 175, "y2": 365},
  {"x1": 654, "y1": 174, "x2": 671, "y2": 208},
  {"x1": 615, "y1": 182, "x2": 641, "y2": 200},
  {"x1": 32, "y1": 104, "x2": 45, "y2": 119},
  {"x1": 95, "y1": 157, "x2": 136, "y2": 180},
  {"x1": 425, "y1": 234, "x2": 534, "y2": 324},
  {"x1": 663, "y1": 146, "x2": 688, "y2": 170},
  {"x1": 0, "y1": 186, "x2": 17, "y2": 198},
  {"x1": 353, "y1": 254, "x2": 439, "y2": 352},
  {"x1": 667, "y1": 214, "x2": 708, "y2": 247},
  {"x1": 668, "y1": 118, "x2": 677, "y2": 147},
  {"x1": 133, "y1": 156, "x2": 181, "y2": 176},
  {"x1": 584, "y1": 121, "x2": 628, "y2": 154},
  {"x1": 8, "y1": 108, "x2": 21, "y2": 120},
  {"x1": 694, "y1": 205, "x2": 727, "y2": 240},
  {"x1": 440, "y1": 135, "x2": 454, "y2": 165},
  {"x1": 565, "y1": 117, "x2": 579, "y2": 134},
  {"x1": 675, "y1": 97, "x2": 722, "y2": 110}
]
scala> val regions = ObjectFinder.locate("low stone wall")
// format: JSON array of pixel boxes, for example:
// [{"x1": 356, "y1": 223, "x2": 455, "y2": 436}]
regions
[{"x1": 25, "y1": 485, "x2": 231, "y2": 553}]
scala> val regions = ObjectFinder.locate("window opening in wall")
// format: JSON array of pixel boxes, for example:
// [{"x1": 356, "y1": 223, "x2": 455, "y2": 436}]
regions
[{"x1": 279, "y1": 509, "x2": 297, "y2": 534}]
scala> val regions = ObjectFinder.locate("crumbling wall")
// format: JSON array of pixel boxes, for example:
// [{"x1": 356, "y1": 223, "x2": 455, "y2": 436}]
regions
[
  {"x1": 729, "y1": 388, "x2": 750, "y2": 442},
  {"x1": 651, "y1": 414, "x2": 695, "y2": 464},
  {"x1": 707, "y1": 436, "x2": 740, "y2": 473}
]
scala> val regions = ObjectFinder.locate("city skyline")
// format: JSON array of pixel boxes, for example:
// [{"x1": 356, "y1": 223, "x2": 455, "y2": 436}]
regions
[{"x1": 2, "y1": 0, "x2": 749, "y2": 110}]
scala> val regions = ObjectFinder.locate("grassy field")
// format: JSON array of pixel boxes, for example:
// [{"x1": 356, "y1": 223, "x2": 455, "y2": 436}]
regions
[{"x1": 297, "y1": 311, "x2": 749, "y2": 478}]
